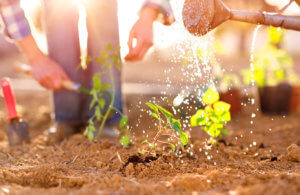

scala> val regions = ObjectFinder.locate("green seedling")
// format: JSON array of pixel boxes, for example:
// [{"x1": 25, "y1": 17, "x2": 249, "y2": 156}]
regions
[
  {"x1": 190, "y1": 88, "x2": 231, "y2": 144},
  {"x1": 142, "y1": 103, "x2": 189, "y2": 153},
  {"x1": 82, "y1": 44, "x2": 130, "y2": 146},
  {"x1": 242, "y1": 27, "x2": 295, "y2": 87}
]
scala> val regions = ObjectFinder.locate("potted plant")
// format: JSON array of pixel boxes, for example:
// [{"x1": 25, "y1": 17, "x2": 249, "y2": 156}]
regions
[
  {"x1": 217, "y1": 73, "x2": 242, "y2": 116},
  {"x1": 241, "y1": 27, "x2": 297, "y2": 115},
  {"x1": 287, "y1": 72, "x2": 300, "y2": 113}
]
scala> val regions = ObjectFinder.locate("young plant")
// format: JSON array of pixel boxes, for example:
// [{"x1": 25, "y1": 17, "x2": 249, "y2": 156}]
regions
[
  {"x1": 142, "y1": 103, "x2": 189, "y2": 153},
  {"x1": 241, "y1": 27, "x2": 294, "y2": 87},
  {"x1": 217, "y1": 73, "x2": 241, "y2": 93},
  {"x1": 190, "y1": 88, "x2": 231, "y2": 144},
  {"x1": 82, "y1": 44, "x2": 130, "y2": 146}
]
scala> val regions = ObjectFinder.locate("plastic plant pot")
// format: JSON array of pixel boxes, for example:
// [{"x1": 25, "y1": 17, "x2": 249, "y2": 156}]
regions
[
  {"x1": 290, "y1": 85, "x2": 300, "y2": 113},
  {"x1": 220, "y1": 88, "x2": 242, "y2": 116},
  {"x1": 259, "y1": 83, "x2": 293, "y2": 115}
]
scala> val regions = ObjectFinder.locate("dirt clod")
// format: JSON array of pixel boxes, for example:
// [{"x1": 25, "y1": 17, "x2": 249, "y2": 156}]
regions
[
  {"x1": 287, "y1": 144, "x2": 300, "y2": 162},
  {"x1": 125, "y1": 163, "x2": 135, "y2": 176}
]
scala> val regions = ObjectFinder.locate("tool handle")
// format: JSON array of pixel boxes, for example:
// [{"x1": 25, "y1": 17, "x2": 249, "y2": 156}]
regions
[
  {"x1": 13, "y1": 64, "x2": 78, "y2": 91},
  {"x1": 1, "y1": 78, "x2": 20, "y2": 120}
]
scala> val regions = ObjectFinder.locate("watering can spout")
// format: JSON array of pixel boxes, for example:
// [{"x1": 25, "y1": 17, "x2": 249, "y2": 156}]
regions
[
  {"x1": 183, "y1": 0, "x2": 300, "y2": 36},
  {"x1": 230, "y1": 10, "x2": 300, "y2": 31}
]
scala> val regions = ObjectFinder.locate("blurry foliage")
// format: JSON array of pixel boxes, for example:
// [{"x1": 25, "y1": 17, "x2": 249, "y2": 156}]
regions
[
  {"x1": 242, "y1": 27, "x2": 298, "y2": 87},
  {"x1": 218, "y1": 73, "x2": 242, "y2": 93},
  {"x1": 190, "y1": 88, "x2": 231, "y2": 144},
  {"x1": 267, "y1": 26, "x2": 284, "y2": 44},
  {"x1": 82, "y1": 44, "x2": 130, "y2": 146}
]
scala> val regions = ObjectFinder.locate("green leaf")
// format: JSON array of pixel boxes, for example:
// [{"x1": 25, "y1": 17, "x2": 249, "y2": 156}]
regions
[
  {"x1": 95, "y1": 106, "x2": 101, "y2": 120},
  {"x1": 156, "y1": 105, "x2": 173, "y2": 118},
  {"x1": 268, "y1": 27, "x2": 284, "y2": 44},
  {"x1": 102, "y1": 84, "x2": 111, "y2": 90},
  {"x1": 202, "y1": 88, "x2": 219, "y2": 104},
  {"x1": 254, "y1": 69, "x2": 265, "y2": 87},
  {"x1": 93, "y1": 75, "x2": 102, "y2": 91},
  {"x1": 83, "y1": 129, "x2": 88, "y2": 136},
  {"x1": 87, "y1": 131, "x2": 94, "y2": 141},
  {"x1": 171, "y1": 144, "x2": 176, "y2": 152},
  {"x1": 190, "y1": 110, "x2": 205, "y2": 127},
  {"x1": 179, "y1": 131, "x2": 188, "y2": 146},
  {"x1": 190, "y1": 115, "x2": 198, "y2": 127},
  {"x1": 141, "y1": 149, "x2": 146, "y2": 154},
  {"x1": 120, "y1": 135, "x2": 130, "y2": 146},
  {"x1": 90, "y1": 98, "x2": 97, "y2": 110},
  {"x1": 119, "y1": 116, "x2": 128, "y2": 128},
  {"x1": 104, "y1": 43, "x2": 113, "y2": 51},
  {"x1": 90, "y1": 89, "x2": 98, "y2": 100},
  {"x1": 222, "y1": 129, "x2": 228, "y2": 134},
  {"x1": 152, "y1": 113, "x2": 159, "y2": 120},
  {"x1": 274, "y1": 69, "x2": 285, "y2": 80},
  {"x1": 111, "y1": 53, "x2": 120, "y2": 70},
  {"x1": 214, "y1": 101, "x2": 231, "y2": 115},
  {"x1": 146, "y1": 102, "x2": 158, "y2": 113},
  {"x1": 99, "y1": 99, "x2": 105, "y2": 109},
  {"x1": 115, "y1": 60, "x2": 121, "y2": 70},
  {"x1": 170, "y1": 118, "x2": 181, "y2": 131},
  {"x1": 222, "y1": 111, "x2": 231, "y2": 122},
  {"x1": 88, "y1": 124, "x2": 96, "y2": 132},
  {"x1": 207, "y1": 124, "x2": 221, "y2": 138},
  {"x1": 142, "y1": 140, "x2": 148, "y2": 144}
]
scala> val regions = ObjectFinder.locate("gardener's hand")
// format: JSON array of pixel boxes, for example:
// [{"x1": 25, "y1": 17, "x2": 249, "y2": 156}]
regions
[
  {"x1": 125, "y1": 7, "x2": 159, "y2": 61},
  {"x1": 16, "y1": 35, "x2": 69, "y2": 91},
  {"x1": 30, "y1": 54, "x2": 69, "y2": 91}
]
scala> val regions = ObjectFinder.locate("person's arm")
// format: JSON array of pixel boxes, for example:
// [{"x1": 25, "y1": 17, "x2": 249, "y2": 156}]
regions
[
  {"x1": 125, "y1": 0, "x2": 174, "y2": 62},
  {"x1": 0, "y1": 0, "x2": 69, "y2": 90},
  {"x1": 141, "y1": 0, "x2": 175, "y2": 26}
]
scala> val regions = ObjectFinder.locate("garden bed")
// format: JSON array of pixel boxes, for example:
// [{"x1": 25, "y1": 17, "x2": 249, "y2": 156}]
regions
[{"x1": 0, "y1": 91, "x2": 299, "y2": 194}]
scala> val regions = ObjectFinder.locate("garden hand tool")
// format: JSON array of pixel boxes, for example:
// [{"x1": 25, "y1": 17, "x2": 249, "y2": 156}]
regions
[
  {"x1": 1, "y1": 78, "x2": 30, "y2": 146},
  {"x1": 13, "y1": 64, "x2": 90, "y2": 94},
  {"x1": 182, "y1": 0, "x2": 300, "y2": 36}
]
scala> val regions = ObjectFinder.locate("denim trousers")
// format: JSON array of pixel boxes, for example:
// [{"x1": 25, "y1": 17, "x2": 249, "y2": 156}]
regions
[{"x1": 43, "y1": 0, "x2": 122, "y2": 126}]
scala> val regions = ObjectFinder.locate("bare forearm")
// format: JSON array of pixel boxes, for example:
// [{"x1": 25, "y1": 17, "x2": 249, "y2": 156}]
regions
[
  {"x1": 16, "y1": 35, "x2": 43, "y2": 65},
  {"x1": 15, "y1": 35, "x2": 69, "y2": 90},
  {"x1": 140, "y1": 7, "x2": 160, "y2": 22}
]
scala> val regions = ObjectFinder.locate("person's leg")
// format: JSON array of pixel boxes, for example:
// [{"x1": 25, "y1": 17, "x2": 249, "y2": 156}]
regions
[
  {"x1": 43, "y1": 0, "x2": 85, "y2": 125},
  {"x1": 83, "y1": 0, "x2": 123, "y2": 125}
]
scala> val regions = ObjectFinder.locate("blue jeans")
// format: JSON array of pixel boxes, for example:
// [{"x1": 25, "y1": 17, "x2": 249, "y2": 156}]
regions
[{"x1": 44, "y1": 0, "x2": 122, "y2": 126}]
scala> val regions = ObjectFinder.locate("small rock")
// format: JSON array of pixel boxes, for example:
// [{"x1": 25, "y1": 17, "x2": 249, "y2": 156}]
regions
[{"x1": 287, "y1": 144, "x2": 300, "y2": 162}]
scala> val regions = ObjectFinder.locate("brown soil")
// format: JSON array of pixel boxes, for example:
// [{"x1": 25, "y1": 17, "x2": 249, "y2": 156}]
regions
[{"x1": 0, "y1": 91, "x2": 299, "y2": 195}]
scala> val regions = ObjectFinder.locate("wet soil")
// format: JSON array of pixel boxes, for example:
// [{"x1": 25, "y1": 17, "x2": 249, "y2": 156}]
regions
[{"x1": 0, "y1": 92, "x2": 299, "y2": 195}]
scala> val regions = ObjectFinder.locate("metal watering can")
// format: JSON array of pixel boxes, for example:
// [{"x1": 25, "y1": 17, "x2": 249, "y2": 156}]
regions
[{"x1": 182, "y1": 0, "x2": 300, "y2": 36}]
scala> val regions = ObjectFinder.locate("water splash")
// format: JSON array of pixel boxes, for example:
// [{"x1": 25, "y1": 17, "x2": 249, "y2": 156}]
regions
[
  {"x1": 250, "y1": 25, "x2": 262, "y2": 77},
  {"x1": 247, "y1": 25, "x2": 262, "y2": 144}
]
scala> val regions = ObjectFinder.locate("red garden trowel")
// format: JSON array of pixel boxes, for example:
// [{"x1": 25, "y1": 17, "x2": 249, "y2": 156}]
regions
[{"x1": 1, "y1": 78, "x2": 30, "y2": 146}]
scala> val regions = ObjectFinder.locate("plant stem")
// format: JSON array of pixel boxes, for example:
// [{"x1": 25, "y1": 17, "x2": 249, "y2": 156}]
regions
[
  {"x1": 111, "y1": 107, "x2": 125, "y2": 117},
  {"x1": 95, "y1": 66, "x2": 115, "y2": 139},
  {"x1": 153, "y1": 128, "x2": 165, "y2": 148}
]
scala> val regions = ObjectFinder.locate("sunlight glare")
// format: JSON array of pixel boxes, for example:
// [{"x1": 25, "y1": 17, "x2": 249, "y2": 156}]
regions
[{"x1": 76, "y1": 1, "x2": 88, "y2": 66}]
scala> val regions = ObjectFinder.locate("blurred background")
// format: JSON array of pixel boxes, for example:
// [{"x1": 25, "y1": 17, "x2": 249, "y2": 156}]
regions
[{"x1": 1, "y1": 0, "x2": 300, "y2": 86}]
